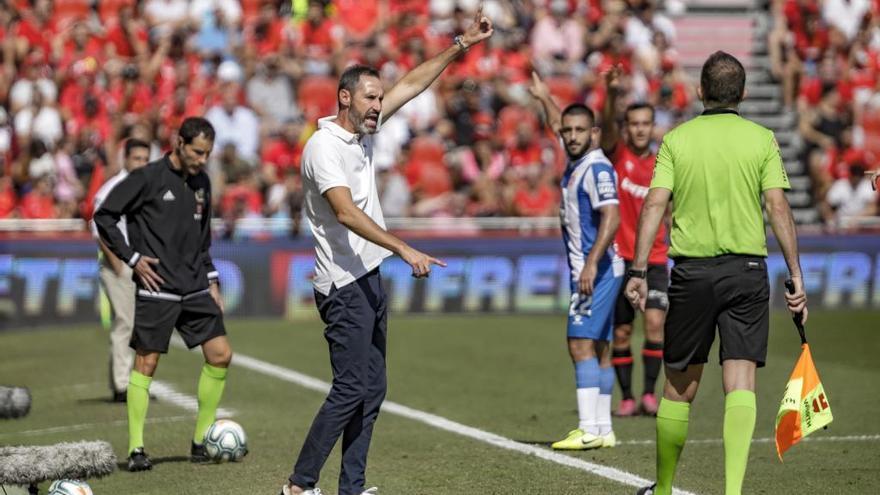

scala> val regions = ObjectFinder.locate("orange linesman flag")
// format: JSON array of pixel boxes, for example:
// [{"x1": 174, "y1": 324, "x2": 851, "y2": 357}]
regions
[{"x1": 775, "y1": 343, "x2": 833, "y2": 460}]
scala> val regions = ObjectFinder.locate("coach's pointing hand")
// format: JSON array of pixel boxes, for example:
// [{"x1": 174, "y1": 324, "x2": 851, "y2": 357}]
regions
[
  {"x1": 134, "y1": 256, "x2": 165, "y2": 293},
  {"x1": 401, "y1": 247, "x2": 446, "y2": 279}
]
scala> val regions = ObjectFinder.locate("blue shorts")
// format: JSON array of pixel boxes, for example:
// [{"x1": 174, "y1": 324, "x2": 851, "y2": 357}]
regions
[{"x1": 567, "y1": 269, "x2": 623, "y2": 341}]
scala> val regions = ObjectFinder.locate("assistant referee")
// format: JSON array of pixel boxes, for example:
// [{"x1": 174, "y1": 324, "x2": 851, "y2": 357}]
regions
[
  {"x1": 626, "y1": 52, "x2": 808, "y2": 495},
  {"x1": 95, "y1": 117, "x2": 232, "y2": 472}
]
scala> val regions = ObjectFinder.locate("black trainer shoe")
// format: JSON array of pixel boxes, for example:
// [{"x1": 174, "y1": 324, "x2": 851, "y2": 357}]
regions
[
  {"x1": 112, "y1": 391, "x2": 127, "y2": 403},
  {"x1": 127, "y1": 447, "x2": 152, "y2": 472},
  {"x1": 191, "y1": 441, "x2": 210, "y2": 463}
]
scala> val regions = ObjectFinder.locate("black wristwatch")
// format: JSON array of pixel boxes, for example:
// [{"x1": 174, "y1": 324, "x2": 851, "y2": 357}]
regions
[{"x1": 627, "y1": 268, "x2": 648, "y2": 279}]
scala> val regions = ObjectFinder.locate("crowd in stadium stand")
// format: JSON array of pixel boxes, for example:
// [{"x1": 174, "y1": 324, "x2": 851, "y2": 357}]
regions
[
  {"x1": 768, "y1": 0, "x2": 879, "y2": 227},
  {"x1": 0, "y1": 0, "x2": 694, "y2": 230}
]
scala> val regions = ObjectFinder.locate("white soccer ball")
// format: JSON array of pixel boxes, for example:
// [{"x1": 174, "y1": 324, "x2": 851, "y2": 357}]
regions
[
  {"x1": 204, "y1": 419, "x2": 248, "y2": 462},
  {"x1": 47, "y1": 479, "x2": 93, "y2": 495}
]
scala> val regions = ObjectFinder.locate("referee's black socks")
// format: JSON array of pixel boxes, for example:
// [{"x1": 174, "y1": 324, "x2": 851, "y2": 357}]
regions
[
  {"x1": 612, "y1": 348, "x2": 634, "y2": 400},
  {"x1": 642, "y1": 340, "x2": 664, "y2": 395}
]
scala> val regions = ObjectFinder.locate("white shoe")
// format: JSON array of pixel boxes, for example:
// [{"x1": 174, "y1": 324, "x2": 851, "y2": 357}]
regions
[
  {"x1": 280, "y1": 486, "x2": 323, "y2": 495},
  {"x1": 361, "y1": 488, "x2": 379, "y2": 495}
]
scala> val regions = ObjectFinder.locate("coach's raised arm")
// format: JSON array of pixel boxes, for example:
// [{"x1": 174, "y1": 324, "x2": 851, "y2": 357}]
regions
[{"x1": 379, "y1": 5, "x2": 493, "y2": 121}]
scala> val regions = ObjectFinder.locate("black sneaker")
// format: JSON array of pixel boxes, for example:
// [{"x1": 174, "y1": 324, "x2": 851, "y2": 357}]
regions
[
  {"x1": 112, "y1": 391, "x2": 127, "y2": 403},
  {"x1": 636, "y1": 483, "x2": 656, "y2": 495},
  {"x1": 191, "y1": 441, "x2": 210, "y2": 463},
  {"x1": 127, "y1": 447, "x2": 152, "y2": 472}
]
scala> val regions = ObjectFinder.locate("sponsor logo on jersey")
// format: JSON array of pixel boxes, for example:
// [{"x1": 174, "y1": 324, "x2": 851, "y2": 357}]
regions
[
  {"x1": 621, "y1": 177, "x2": 650, "y2": 199},
  {"x1": 162, "y1": 190, "x2": 175, "y2": 201},
  {"x1": 596, "y1": 170, "x2": 616, "y2": 198}
]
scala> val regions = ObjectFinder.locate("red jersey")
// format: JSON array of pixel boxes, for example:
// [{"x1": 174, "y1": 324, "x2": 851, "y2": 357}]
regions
[{"x1": 612, "y1": 144, "x2": 668, "y2": 265}]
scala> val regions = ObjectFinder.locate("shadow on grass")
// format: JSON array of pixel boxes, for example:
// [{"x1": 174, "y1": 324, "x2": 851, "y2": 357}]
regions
[
  {"x1": 76, "y1": 395, "x2": 158, "y2": 406},
  {"x1": 116, "y1": 455, "x2": 190, "y2": 470},
  {"x1": 511, "y1": 439, "x2": 554, "y2": 447}
]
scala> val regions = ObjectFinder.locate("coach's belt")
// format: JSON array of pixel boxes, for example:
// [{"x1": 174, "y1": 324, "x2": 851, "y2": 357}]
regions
[{"x1": 137, "y1": 288, "x2": 211, "y2": 302}]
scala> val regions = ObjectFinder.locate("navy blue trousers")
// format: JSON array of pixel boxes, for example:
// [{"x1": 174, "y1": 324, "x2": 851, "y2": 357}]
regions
[{"x1": 290, "y1": 269, "x2": 387, "y2": 495}]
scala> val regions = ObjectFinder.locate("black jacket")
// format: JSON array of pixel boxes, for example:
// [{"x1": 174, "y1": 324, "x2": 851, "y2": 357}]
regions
[{"x1": 94, "y1": 154, "x2": 218, "y2": 295}]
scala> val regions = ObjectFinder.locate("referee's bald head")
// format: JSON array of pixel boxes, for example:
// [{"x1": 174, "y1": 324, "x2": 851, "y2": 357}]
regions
[{"x1": 699, "y1": 51, "x2": 746, "y2": 108}]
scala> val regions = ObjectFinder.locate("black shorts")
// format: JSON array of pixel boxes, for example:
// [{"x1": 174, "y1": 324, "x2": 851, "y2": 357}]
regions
[
  {"x1": 131, "y1": 289, "x2": 226, "y2": 353},
  {"x1": 615, "y1": 262, "x2": 670, "y2": 325},
  {"x1": 663, "y1": 255, "x2": 769, "y2": 371}
]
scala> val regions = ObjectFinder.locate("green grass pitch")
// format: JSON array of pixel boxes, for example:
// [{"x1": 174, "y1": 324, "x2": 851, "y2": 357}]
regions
[{"x1": 1, "y1": 311, "x2": 878, "y2": 494}]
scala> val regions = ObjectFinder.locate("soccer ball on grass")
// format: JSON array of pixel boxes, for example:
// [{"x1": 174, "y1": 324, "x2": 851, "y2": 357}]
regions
[
  {"x1": 47, "y1": 479, "x2": 93, "y2": 495},
  {"x1": 204, "y1": 419, "x2": 248, "y2": 462}
]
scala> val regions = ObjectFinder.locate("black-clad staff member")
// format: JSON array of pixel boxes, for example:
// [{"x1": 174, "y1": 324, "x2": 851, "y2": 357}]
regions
[{"x1": 94, "y1": 117, "x2": 232, "y2": 472}]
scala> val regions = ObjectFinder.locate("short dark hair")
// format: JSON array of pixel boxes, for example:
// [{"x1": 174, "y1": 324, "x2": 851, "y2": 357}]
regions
[
  {"x1": 700, "y1": 51, "x2": 746, "y2": 107},
  {"x1": 124, "y1": 138, "x2": 150, "y2": 157},
  {"x1": 338, "y1": 65, "x2": 380, "y2": 101},
  {"x1": 178, "y1": 117, "x2": 215, "y2": 144},
  {"x1": 561, "y1": 103, "x2": 595, "y2": 126},
  {"x1": 625, "y1": 102, "x2": 655, "y2": 122}
]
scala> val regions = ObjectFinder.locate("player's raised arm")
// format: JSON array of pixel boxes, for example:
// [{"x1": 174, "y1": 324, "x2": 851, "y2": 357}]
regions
[
  {"x1": 600, "y1": 65, "x2": 624, "y2": 155},
  {"x1": 381, "y1": 5, "x2": 493, "y2": 120},
  {"x1": 528, "y1": 70, "x2": 562, "y2": 135}
]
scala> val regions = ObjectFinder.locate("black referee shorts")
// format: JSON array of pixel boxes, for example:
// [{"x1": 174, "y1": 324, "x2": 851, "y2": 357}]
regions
[
  {"x1": 131, "y1": 289, "x2": 226, "y2": 353},
  {"x1": 664, "y1": 255, "x2": 770, "y2": 371},
  {"x1": 615, "y1": 262, "x2": 670, "y2": 325}
]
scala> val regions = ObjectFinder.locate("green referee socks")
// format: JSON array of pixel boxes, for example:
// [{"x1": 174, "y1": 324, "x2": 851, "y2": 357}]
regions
[
  {"x1": 655, "y1": 398, "x2": 690, "y2": 495},
  {"x1": 723, "y1": 390, "x2": 756, "y2": 495},
  {"x1": 193, "y1": 363, "x2": 228, "y2": 444},
  {"x1": 127, "y1": 370, "x2": 152, "y2": 454}
]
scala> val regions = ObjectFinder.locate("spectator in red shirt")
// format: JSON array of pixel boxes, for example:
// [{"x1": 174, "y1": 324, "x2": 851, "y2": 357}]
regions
[
  {"x1": 107, "y1": 64, "x2": 155, "y2": 118},
  {"x1": 507, "y1": 122, "x2": 543, "y2": 168},
  {"x1": 295, "y1": 0, "x2": 343, "y2": 75},
  {"x1": 262, "y1": 118, "x2": 305, "y2": 180},
  {"x1": 19, "y1": 175, "x2": 56, "y2": 219},
  {"x1": 513, "y1": 165, "x2": 558, "y2": 217},
  {"x1": 0, "y1": 176, "x2": 17, "y2": 218},
  {"x1": 103, "y1": 4, "x2": 149, "y2": 59},
  {"x1": 244, "y1": 3, "x2": 287, "y2": 58},
  {"x1": 12, "y1": 0, "x2": 58, "y2": 62},
  {"x1": 54, "y1": 21, "x2": 105, "y2": 74},
  {"x1": 221, "y1": 170, "x2": 263, "y2": 219}
]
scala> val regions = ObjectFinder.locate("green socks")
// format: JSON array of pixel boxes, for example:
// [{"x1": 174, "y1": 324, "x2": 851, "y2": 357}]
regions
[
  {"x1": 127, "y1": 370, "x2": 152, "y2": 454},
  {"x1": 655, "y1": 398, "x2": 690, "y2": 495},
  {"x1": 193, "y1": 364, "x2": 228, "y2": 444},
  {"x1": 723, "y1": 390, "x2": 756, "y2": 495}
]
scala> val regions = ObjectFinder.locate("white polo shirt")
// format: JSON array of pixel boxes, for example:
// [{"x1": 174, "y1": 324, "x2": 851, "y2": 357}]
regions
[{"x1": 301, "y1": 116, "x2": 392, "y2": 295}]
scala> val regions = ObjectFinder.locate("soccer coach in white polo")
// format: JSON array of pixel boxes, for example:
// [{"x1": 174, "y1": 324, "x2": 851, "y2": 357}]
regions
[{"x1": 281, "y1": 8, "x2": 494, "y2": 495}]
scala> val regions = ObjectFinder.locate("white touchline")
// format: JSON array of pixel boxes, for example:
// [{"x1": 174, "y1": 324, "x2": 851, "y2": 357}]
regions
[
  {"x1": 151, "y1": 380, "x2": 234, "y2": 418},
  {"x1": 224, "y1": 351, "x2": 697, "y2": 495},
  {"x1": 620, "y1": 434, "x2": 880, "y2": 446},
  {"x1": 0, "y1": 415, "x2": 193, "y2": 439}
]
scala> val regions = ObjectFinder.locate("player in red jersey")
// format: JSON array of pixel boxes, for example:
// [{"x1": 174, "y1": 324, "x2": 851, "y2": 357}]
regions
[{"x1": 600, "y1": 66, "x2": 669, "y2": 417}]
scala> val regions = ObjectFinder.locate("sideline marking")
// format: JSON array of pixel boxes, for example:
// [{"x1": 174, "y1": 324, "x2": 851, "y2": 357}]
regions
[
  {"x1": 224, "y1": 350, "x2": 696, "y2": 495},
  {"x1": 620, "y1": 434, "x2": 880, "y2": 446},
  {"x1": 151, "y1": 380, "x2": 234, "y2": 418}
]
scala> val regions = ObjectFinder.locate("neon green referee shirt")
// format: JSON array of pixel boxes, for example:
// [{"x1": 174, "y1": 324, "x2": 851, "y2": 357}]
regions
[{"x1": 650, "y1": 108, "x2": 791, "y2": 258}]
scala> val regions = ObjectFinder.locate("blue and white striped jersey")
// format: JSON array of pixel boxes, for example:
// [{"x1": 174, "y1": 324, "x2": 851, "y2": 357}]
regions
[{"x1": 560, "y1": 148, "x2": 624, "y2": 281}]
